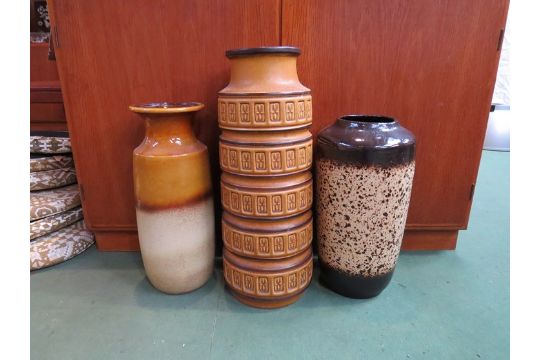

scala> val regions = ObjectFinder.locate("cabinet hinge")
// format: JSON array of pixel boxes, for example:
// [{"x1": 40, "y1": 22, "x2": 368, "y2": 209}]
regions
[
  {"x1": 497, "y1": 29, "x2": 504, "y2": 51},
  {"x1": 54, "y1": 25, "x2": 60, "y2": 48},
  {"x1": 48, "y1": 25, "x2": 59, "y2": 60},
  {"x1": 469, "y1": 183, "x2": 476, "y2": 200}
]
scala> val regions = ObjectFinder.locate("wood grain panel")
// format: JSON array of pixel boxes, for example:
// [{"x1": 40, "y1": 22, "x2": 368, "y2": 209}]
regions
[
  {"x1": 283, "y1": 0, "x2": 508, "y2": 231},
  {"x1": 30, "y1": 80, "x2": 63, "y2": 103},
  {"x1": 47, "y1": 0, "x2": 281, "y2": 246},
  {"x1": 30, "y1": 103, "x2": 67, "y2": 131},
  {"x1": 401, "y1": 230, "x2": 458, "y2": 251},
  {"x1": 30, "y1": 42, "x2": 59, "y2": 82},
  {"x1": 30, "y1": 43, "x2": 66, "y2": 131},
  {"x1": 94, "y1": 231, "x2": 140, "y2": 252},
  {"x1": 92, "y1": 229, "x2": 458, "y2": 252}
]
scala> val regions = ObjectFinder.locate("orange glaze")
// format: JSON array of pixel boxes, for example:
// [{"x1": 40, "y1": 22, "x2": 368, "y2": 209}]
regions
[
  {"x1": 219, "y1": 54, "x2": 310, "y2": 95},
  {"x1": 131, "y1": 105, "x2": 212, "y2": 210}
]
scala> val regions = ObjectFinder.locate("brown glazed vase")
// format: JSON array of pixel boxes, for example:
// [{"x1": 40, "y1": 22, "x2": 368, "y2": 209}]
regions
[
  {"x1": 220, "y1": 171, "x2": 313, "y2": 219},
  {"x1": 218, "y1": 47, "x2": 312, "y2": 131},
  {"x1": 316, "y1": 115, "x2": 416, "y2": 298},
  {"x1": 222, "y1": 211, "x2": 313, "y2": 259},
  {"x1": 223, "y1": 247, "x2": 313, "y2": 308},
  {"x1": 130, "y1": 102, "x2": 215, "y2": 294},
  {"x1": 219, "y1": 46, "x2": 313, "y2": 309},
  {"x1": 219, "y1": 129, "x2": 313, "y2": 176}
]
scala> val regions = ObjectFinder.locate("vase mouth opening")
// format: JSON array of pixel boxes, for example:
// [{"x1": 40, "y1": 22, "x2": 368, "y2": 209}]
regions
[
  {"x1": 129, "y1": 102, "x2": 204, "y2": 114},
  {"x1": 226, "y1": 46, "x2": 300, "y2": 58},
  {"x1": 339, "y1": 115, "x2": 396, "y2": 124}
]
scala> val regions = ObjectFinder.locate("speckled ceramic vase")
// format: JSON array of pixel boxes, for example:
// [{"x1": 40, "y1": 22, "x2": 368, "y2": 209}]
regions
[
  {"x1": 218, "y1": 46, "x2": 314, "y2": 308},
  {"x1": 130, "y1": 102, "x2": 215, "y2": 294},
  {"x1": 316, "y1": 115, "x2": 416, "y2": 298}
]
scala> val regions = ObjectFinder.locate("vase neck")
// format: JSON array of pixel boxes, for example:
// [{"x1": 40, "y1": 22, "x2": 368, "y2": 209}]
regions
[
  {"x1": 221, "y1": 55, "x2": 309, "y2": 94},
  {"x1": 144, "y1": 113, "x2": 197, "y2": 144},
  {"x1": 336, "y1": 115, "x2": 398, "y2": 131}
]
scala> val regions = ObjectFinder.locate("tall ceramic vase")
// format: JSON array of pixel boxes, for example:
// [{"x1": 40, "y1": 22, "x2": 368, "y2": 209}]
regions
[
  {"x1": 218, "y1": 46, "x2": 314, "y2": 308},
  {"x1": 316, "y1": 115, "x2": 416, "y2": 298},
  {"x1": 130, "y1": 102, "x2": 215, "y2": 294}
]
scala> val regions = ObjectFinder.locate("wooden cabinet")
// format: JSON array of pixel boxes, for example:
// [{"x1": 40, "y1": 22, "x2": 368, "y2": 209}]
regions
[
  {"x1": 30, "y1": 41, "x2": 67, "y2": 131},
  {"x1": 282, "y1": 0, "x2": 509, "y2": 249},
  {"x1": 47, "y1": 0, "x2": 508, "y2": 251}
]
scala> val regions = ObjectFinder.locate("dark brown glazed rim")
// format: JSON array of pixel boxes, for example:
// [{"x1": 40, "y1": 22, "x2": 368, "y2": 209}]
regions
[
  {"x1": 225, "y1": 46, "x2": 300, "y2": 58},
  {"x1": 339, "y1": 114, "x2": 395, "y2": 124},
  {"x1": 317, "y1": 114, "x2": 415, "y2": 166}
]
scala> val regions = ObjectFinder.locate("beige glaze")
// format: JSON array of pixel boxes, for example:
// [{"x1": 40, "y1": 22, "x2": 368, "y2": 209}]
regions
[
  {"x1": 136, "y1": 198, "x2": 215, "y2": 294},
  {"x1": 316, "y1": 159, "x2": 415, "y2": 277}
]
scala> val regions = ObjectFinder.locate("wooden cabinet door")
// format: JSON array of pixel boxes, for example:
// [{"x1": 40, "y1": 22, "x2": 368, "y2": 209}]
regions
[
  {"x1": 48, "y1": 0, "x2": 281, "y2": 249},
  {"x1": 282, "y1": 0, "x2": 508, "y2": 246}
]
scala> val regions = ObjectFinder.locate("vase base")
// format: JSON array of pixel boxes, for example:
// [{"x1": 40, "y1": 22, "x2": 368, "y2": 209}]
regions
[
  {"x1": 228, "y1": 288, "x2": 306, "y2": 309},
  {"x1": 148, "y1": 273, "x2": 212, "y2": 295},
  {"x1": 319, "y1": 262, "x2": 394, "y2": 299}
]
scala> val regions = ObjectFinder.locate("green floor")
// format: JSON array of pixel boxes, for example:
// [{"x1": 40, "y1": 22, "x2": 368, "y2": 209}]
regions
[{"x1": 31, "y1": 151, "x2": 509, "y2": 360}]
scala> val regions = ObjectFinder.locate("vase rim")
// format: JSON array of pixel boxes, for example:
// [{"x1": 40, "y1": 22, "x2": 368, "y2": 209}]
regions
[
  {"x1": 129, "y1": 102, "x2": 204, "y2": 114},
  {"x1": 338, "y1": 114, "x2": 396, "y2": 124},
  {"x1": 225, "y1": 46, "x2": 300, "y2": 58}
]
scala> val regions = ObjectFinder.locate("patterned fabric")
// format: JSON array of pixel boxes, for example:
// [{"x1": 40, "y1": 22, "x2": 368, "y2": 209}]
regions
[
  {"x1": 30, "y1": 135, "x2": 71, "y2": 154},
  {"x1": 30, "y1": 184, "x2": 81, "y2": 221},
  {"x1": 30, "y1": 207, "x2": 83, "y2": 240},
  {"x1": 30, "y1": 155, "x2": 74, "y2": 173},
  {"x1": 30, "y1": 168, "x2": 77, "y2": 191},
  {"x1": 30, "y1": 220, "x2": 94, "y2": 271}
]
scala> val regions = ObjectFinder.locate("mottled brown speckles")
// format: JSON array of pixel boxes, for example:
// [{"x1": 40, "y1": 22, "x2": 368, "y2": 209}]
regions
[{"x1": 316, "y1": 159, "x2": 415, "y2": 277}]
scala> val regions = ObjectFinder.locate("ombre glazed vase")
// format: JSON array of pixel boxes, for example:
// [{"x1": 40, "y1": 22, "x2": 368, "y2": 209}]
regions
[
  {"x1": 316, "y1": 115, "x2": 416, "y2": 298},
  {"x1": 130, "y1": 102, "x2": 215, "y2": 294},
  {"x1": 218, "y1": 46, "x2": 314, "y2": 308}
]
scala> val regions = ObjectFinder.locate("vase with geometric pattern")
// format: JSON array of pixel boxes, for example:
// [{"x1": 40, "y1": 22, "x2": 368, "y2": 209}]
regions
[{"x1": 218, "y1": 46, "x2": 314, "y2": 308}]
